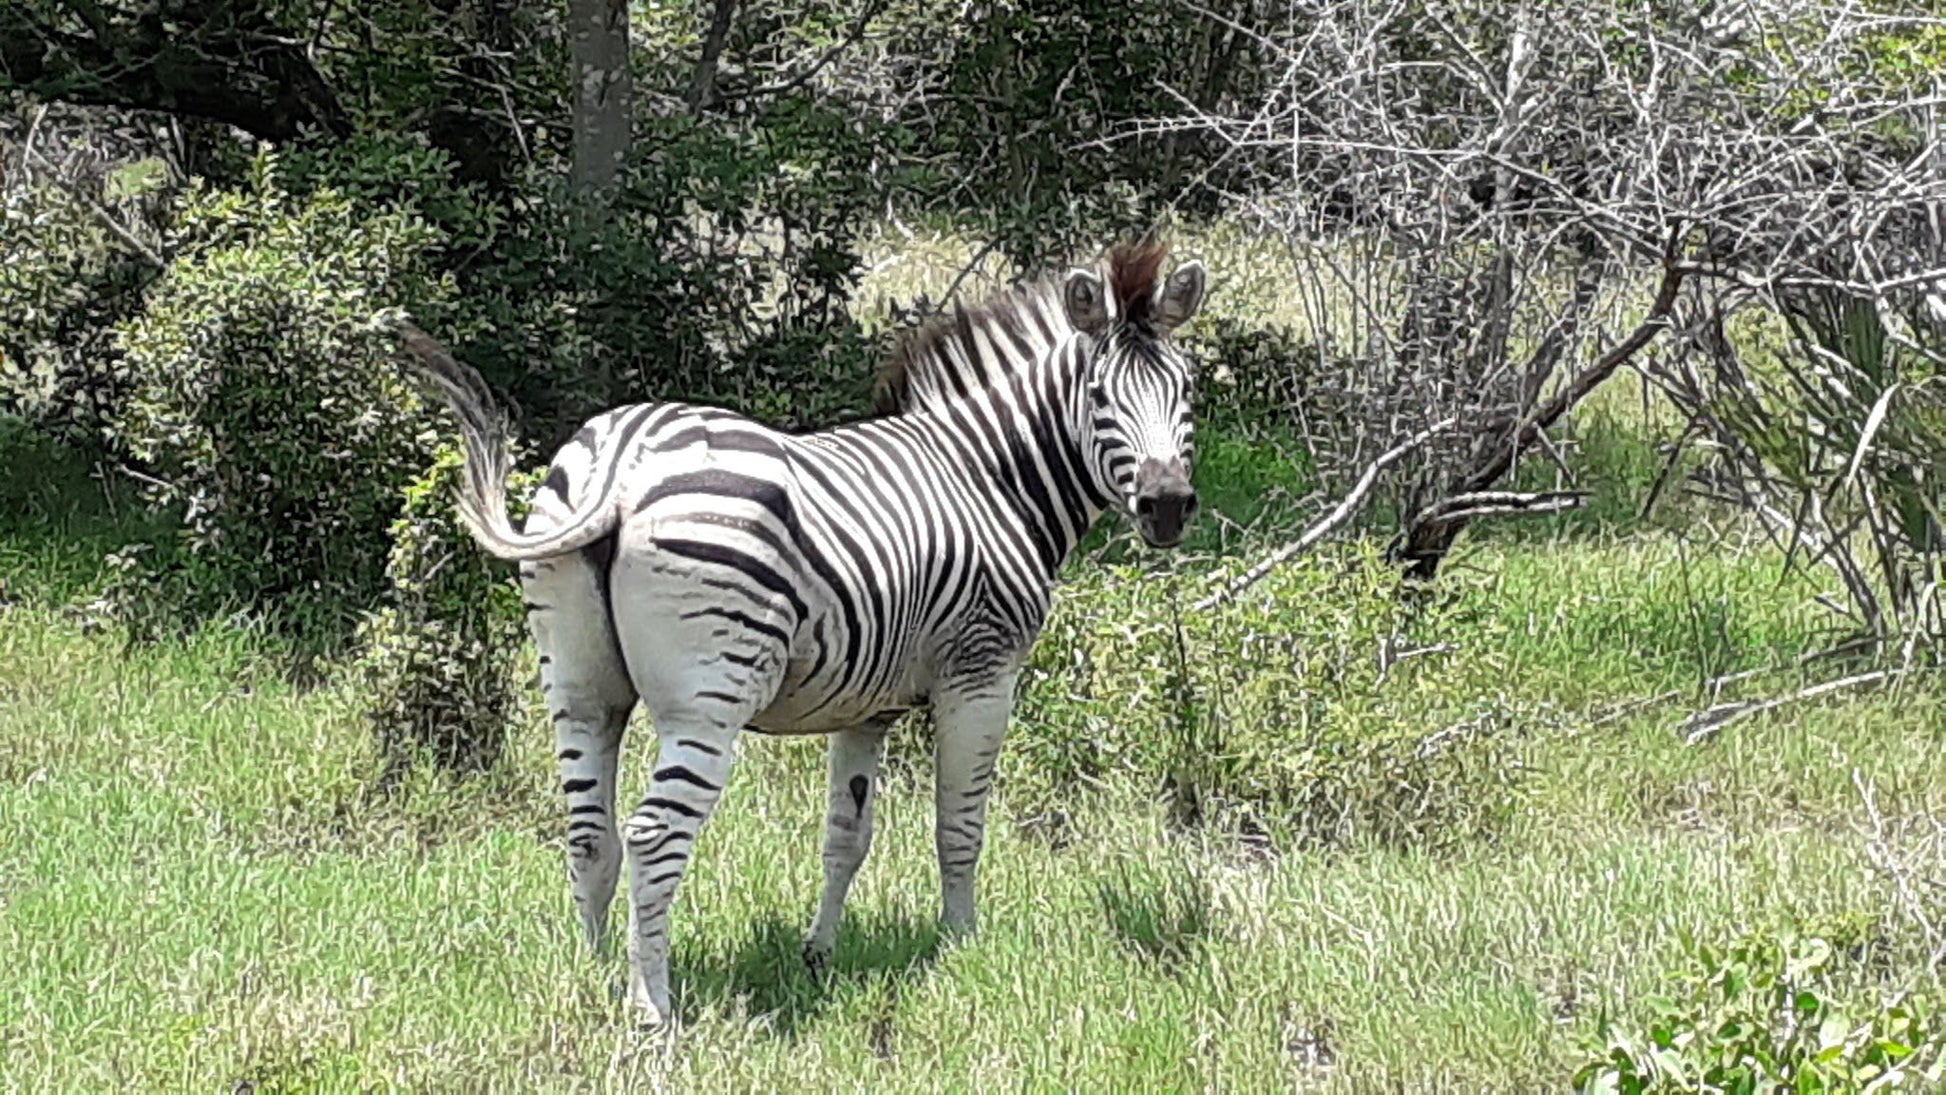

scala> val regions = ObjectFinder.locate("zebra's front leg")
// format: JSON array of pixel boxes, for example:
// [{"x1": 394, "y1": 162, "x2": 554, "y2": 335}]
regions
[
  {"x1": 622, "y1": 724, "x2": 739, "y2": 1024},
  {"x1": 932, "y1": 670, "x2": 1020, "y2": 935},
  {"x1": 803, "y1": 722, "x2": 888, "y2": 973}
]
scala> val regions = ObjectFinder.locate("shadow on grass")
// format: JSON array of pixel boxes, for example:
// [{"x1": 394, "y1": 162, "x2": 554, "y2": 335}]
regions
[
  {"x1": 675, "y1": 909, "x2": 944, "y2": 1038},
  {"x1": 1095, "y1": 861, "x2": 1212, "y2": 971},
  {"x1": 0, "y1": 415, "x2": 159, "y2": 607}
]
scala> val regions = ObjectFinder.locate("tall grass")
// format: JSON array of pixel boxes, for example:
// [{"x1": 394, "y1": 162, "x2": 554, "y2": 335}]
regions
[
  {"x1": 6, "y1": 405, "x2": 1942, "y2": 1090},
  {"x1": 4, "y1": 228, "x2": 1941, "y2": 1089}
]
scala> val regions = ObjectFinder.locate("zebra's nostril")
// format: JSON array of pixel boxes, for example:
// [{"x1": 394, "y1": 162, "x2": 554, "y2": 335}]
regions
[
  {"x1": 1135, "y1": 495, "x2": 1157, "y2": 518},
  {"x1": 1184, "y1": 494, "x2": 1200, "y2": 518}
]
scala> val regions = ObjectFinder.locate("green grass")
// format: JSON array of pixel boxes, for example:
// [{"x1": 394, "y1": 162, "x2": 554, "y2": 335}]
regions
[
  {"x1": 2, "y1": 599, "x2": 1939, "y2": 1092},
  {"x1": 0, "y1": 417, "x2": 157, "y2": 608},
  {"x1": 5, "y1": 448, "x2": 1942, "y2": 1091},
  {"x1": 3, "y1": 250, "x2": 1942, "y2": 1091}
]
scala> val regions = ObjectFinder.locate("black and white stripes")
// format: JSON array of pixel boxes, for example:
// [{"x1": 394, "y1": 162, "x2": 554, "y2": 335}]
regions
[{"x1": 398, "y1": 240, "x2": 1209, "y2": 1024}]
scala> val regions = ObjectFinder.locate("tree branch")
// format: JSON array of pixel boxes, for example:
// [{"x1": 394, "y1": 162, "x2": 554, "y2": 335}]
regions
[
  {"x1": 1194, "y1": 417, "x2": 1459, "y2": 611},
  {"x1": 724, "y1": 0, "x2": 889, "y2": 103},
  {"x1": 0, "y1": 3, "x2": 352, "y2": 142},
  {"x1": 686, "y1": 0, "x2": 740, "y2": 113},
  {"x1": 22, "y1": 143, "x2": 166, "y2": 270},
  {"x1": 1392, "y1": 235, "x2": 1687, "y2": 579}
]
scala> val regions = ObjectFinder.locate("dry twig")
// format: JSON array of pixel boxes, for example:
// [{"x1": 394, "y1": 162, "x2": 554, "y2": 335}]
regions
[
  {"x1": 1193, "y1": 417, "x2": 1456, "y2": 610},
  {"x1": 1681, "y1": 669, "x2": 1910, "y2": 746}
]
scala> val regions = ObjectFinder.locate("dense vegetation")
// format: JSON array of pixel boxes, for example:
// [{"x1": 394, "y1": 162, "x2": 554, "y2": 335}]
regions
[{"x1": 4, "y1": 1, "x2": 1945, "y2": 1090}]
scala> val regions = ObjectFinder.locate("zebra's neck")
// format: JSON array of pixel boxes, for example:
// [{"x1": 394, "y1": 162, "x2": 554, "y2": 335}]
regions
[{"x1": 922, "y1": 334, "x2": 1114, "y2": 578}]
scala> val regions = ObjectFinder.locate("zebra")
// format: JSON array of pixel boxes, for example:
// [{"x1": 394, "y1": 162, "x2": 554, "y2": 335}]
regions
[{"x1": 397, "y1": 240, "x2": 1208, "y2": 1024}]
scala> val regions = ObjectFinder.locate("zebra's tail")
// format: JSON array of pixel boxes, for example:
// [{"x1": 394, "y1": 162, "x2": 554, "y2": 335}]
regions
[{"x1": 396, "y1": 322, "x2": 619, "y2": 562}]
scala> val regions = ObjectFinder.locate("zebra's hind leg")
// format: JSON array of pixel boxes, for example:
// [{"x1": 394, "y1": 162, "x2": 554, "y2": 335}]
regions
[
  {"x1": 604, "y1": 515, "x2": 792, "y2": 1023},
  {"x1": 803, "y1": 721, "x2": 889, "y2": 973},
  {"x1": 524, "y1": 549, "x2": 637, "y2": 955},
  {"x1": 619, "y1": 719, "x2": 741, "y2": 1023},
  {"x1": 931, "y1": 670, "x2": 1021, "y2": 936}
]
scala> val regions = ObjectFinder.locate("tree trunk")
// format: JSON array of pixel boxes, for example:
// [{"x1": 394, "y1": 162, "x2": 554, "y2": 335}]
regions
[
  {"x1": 570, "y1": 0, "x2": 633, "y2": 200},
  {"x1": 686, "y1": 0, "x2": 740, "y2": 113}
]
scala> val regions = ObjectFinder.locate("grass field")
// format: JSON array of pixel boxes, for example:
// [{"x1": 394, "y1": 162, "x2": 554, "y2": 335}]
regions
[{"x1": 4, "y1": 267, "x2": 1944, "y2": 1091}]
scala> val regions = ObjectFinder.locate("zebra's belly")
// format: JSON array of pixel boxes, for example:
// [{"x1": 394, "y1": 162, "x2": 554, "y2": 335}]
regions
[
  {"x1": 747, "y1": 681, "x2": 918, "y2": 734},
  {"x1": 729, "y1": 595, "x2": 930, "y2": 733}
]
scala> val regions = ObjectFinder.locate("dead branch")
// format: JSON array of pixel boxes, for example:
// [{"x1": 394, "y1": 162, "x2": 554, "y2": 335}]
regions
[
  {"x1": 1681, "y1": 668, "x2": 1912, "y2": 746},
  {"x1": 1392, "y1": 248, "x2": 1686, "y2": 579},
  {"x1": 1403, "y1": 490, "x2": 1589, "y2": 536},
  {"x1": 1586, "y1": 636, "x2": 1879, "y2": 728},
  {"x1": 22, "y1": 144, "x2": 166, "y2": 271},
  {"x1": 1193, "y1": 417, "x2": 1458, "y2": 611},
  {"x1": 1168, "y1": 0, "x2": 1943, "y2": 603},
  {"x1": 726, "y1": 0, "x2": 892, "y2": 103}
]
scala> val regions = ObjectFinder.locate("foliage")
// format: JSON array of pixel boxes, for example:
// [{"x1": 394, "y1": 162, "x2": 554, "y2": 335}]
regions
[
  {"x1": 0, "y1": 131, "x2": 162, "y2": 446},
  {"x1": 1180, "y1": 315, "x2": 1318, "y2": 431},
  {"x1": 516, "y1": 101, "x2": 889, "y2": 429},
  {"x1": 1576, "y1": 932, "x2": 1946, "y2": 1093},
  {"x1": 107, "y1": 156, "x2": 451, "y2": 637},
  {"x1": 273, "y1": 112, "x2": 890, "y2": 448},
  {"x1": 1003, "y1": 545, "x2": 1543, "y2": 847},
  {"x1": 868, "y1": 0, "x2": 1271, "y2": 268},
  {"x1": 348, "y1": 446, "x2": 538, "y2": 778},
  {"x1": 1663, "y1": 286, "x2": 1946, "y2": 650}
]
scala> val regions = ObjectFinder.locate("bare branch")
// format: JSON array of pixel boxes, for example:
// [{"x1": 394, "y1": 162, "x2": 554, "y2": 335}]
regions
[
  {"x1": 1404, "y1": 490, "x2": 1588, "y2": 535},
  {"x1": 21, "y1": 143, "x2": 166, "y2": 271},
  {"x1": 1194, "y1": 417, "x2": 1458, "y2": 611},
  {"x1": 1681, "y1": 668, "x2": 1911, "y2": 745}
]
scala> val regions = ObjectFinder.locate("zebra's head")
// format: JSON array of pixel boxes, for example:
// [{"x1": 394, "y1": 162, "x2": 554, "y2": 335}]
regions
[{"x1": 1062, "y1": 246, "x2": 1208, "y2": 548}]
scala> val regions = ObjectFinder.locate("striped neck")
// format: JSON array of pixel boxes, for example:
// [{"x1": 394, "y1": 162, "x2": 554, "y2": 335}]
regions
[{"x1": 919, "y1": 333, "x2": 1115, "y2": 576}]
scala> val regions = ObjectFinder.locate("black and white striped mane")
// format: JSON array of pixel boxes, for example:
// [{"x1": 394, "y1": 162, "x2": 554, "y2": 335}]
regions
[{"x1": 872, "y1": 240, "x2": 1172, "y2": 416}]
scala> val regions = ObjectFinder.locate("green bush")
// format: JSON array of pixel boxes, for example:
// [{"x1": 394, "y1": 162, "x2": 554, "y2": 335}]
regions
[
  {"x1": 108, "y1": 155, "x2": 452, "y2": 637},
  {"x1": 348, "y1": 446, "x2": 538, "y2": 778},
  {"x1": 0, "y1": 176, "x2": 157, "y2": 446},
  {"x1": 1001, "y1": 545, "x2": 1545, "y2": 848},
  {"x1": 1181, "y1": 314, "x2": 1324, "y2": 437},
  {"x1": 1576, "y1": 932, "x2": 1945, "y2": 1093},
  {"x1": 289, "y1": 119, "x2": 891, "y2": 450}
]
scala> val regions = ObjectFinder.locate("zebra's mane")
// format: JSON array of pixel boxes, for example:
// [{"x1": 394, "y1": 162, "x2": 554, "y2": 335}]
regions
[{"x1": 872, "y1": 240, "x2": 1171, "y2": 416}]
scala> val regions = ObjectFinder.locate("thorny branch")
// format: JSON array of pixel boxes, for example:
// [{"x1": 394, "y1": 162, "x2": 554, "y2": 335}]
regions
[
  {"x1": 1161, "y1": 0, "x2": 1946, "y2": 597},
  {"x1": 1194, "y1": 417, "x2": 1457, "y2": 611}
]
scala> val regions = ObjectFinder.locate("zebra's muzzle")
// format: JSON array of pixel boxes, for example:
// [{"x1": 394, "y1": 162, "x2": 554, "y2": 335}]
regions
[{"x1": 1132, "y1": 458, "x2": 1198, "y2": 548}]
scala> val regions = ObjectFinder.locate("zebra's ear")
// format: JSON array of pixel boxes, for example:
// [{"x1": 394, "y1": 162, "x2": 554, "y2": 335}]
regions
[
  {"x1": 1062, "y1": 269, "x2": 1114, "y2": 335},
  {"x1": 1154, "y1": 261, "x2": 1207, "y2": 332}
]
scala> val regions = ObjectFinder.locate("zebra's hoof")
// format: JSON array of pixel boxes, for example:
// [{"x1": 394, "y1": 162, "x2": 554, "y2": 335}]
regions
[
  {"x1": 802, "y1": 939, "x2": 832, "y2": 978},
  {"x1": 627, "y1": 981, "x2": 675, "y2": 1029}
]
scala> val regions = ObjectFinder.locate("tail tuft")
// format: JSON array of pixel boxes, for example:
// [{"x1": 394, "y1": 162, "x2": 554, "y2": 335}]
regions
[{"x1": 395, "y1": 323, "x2": 618, "y2": 561}]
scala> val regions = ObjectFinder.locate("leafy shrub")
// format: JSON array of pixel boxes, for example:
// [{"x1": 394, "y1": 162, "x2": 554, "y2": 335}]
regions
[
  {"x1": 1181, "y1": 314, "x2": 1324, "y2": 436},
  {"x1": 0, "y1": 175, "x2": 157, "y2": 446},
  {"x1": 294, "y1": 117, "x2": 891, "y2": 451},
  {"x1": 1000, "y1": 545, "x2": 1546, "y2": 848},
  {"x1": 1576, "y1": 932, "x2": 1945, "y2": 1093},
  {"x1": 348, "y1": 446, "x2": 538, "y2": 778},
  {"x1": 108, "y1": 155, "x2": 451, "y2": 637}
]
